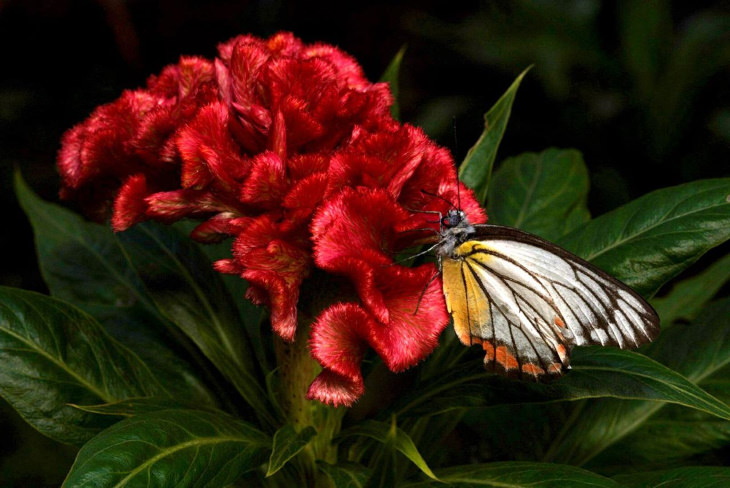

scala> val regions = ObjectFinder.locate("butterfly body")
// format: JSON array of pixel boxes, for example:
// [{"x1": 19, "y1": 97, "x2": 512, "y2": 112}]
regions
[{"x1": 436, "y1": 209, "x2": 660, "y2": 380}]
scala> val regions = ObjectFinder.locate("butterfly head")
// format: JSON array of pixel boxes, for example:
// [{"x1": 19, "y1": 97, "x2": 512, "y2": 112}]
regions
[{"x1": 437, "y1": 209, "x2": 475, "y2": 258}]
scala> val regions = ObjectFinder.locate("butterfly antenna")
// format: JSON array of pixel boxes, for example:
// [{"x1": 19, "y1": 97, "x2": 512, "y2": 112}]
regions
[
  {"x1": 420, "y1": 189, "x2": 456, "y2": 210},
  {"x1": 452, "y1": 117, "x2": 462, "y2": 210}
]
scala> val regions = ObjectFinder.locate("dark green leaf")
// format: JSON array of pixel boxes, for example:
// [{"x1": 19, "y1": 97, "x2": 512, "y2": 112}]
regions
[
  {"x1": 338, "y1": 419, "x2": 437, "y2": 480},
  {"x1": 0, "y1": 287, "x2": 167, "y2": 445},
  {"x1": 599, "y1": 362, "x2": 730, "y2": 472},
  {"x1": 379, "y1": 45, "x2": 407, "y2": 120},
  {"x1": 544, "y1": 299, "x2": 730, "y2": 466},
  {"x1": 317, "y1": 461, "x2": 370, "y2": 488},
  {"x1": 584, "y1": 299, "x2": 730, "y2": 471},
  {"x1": 402, "y1": 462, "x2": 621, "y2": 487},
  {"x1": 591, "y1": 409, "x2": 730, "y2": 474},
  {"x1": 459, "y1": 68, "x2": 530, "y2": 203},
  {"x1": 564, "y1": 347, "x2": 730, "y2": 420},
  {"x1": 652, "y1": 252, "x2": 730, "y2": 324},
  {"x1": 266, "y1": 424, "x2": 317, "y2": 476},
  {"x1": 393, "y1": 344, "x2": 730, "y2": 421},
  {"x1": 559, "y1": 178, "x2": 730, "y2": 297},
  {"x1": 404, "y1": 413, "x2": 465, "y2": 468},
  {"x1": 117, "y1": 222, "x2": 276, "y2": 427},
  {"x1": 614, "y1": 466, "x2": 730, "y2": 488},
  {"x1": 646, "y1": 298, "x2": 730, "y2": 381},
  {"x1": 488, "y1": 148, "x2": 590, "y2": 240},
  {"x1": 173, "y1": 220, "x2": 270, "y2": 374},
  {"x1": 15, "y1": 172, "x2": 217, "y2": 408},
  {"x1": 62, "y1": 409, "x2": 271, "y2": 488},
  {"x1": 459, "y1": 402, "x2": 567, "y2": 463},
  {"x1": 71, "y1": 398, "x2": 194, "y2": 418},
  {"x1": 15, "y1": 171, "x2": 156, "y2": 318}
]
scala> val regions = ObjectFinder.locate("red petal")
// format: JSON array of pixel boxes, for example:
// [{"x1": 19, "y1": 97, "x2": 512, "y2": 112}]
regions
[
  {"x1": 282, "y1": 172, "x2": 328, "y2": 212},
  {"x1": 145, "y1": 189, "x2": 233, "y2": 222},
  {"x1": 312, "y1": 187, "x2": 411, "y2": 322},
  {"x1": 190, "y1": 212, "x2": 237, "y2": 243},
  {"x1": 177, "y1": 102, "x2": 248, "y2": 191},
  {"x1": 238, "y1": 151, "x2": 287, "y2": 208},
  {"x1": 368, "y1": 264, "x2": 448, "y2": 372},
  {"x1": 229, "y1": 214, "x2": 312, "y2": 340},
  {"x1": 112, "y1": 174, "x2": 150, "y2": 231},
  {"x1": 326, "y1": 124, "x2": 428, "y2": 199},
  {"x1": 306, "y1": 369, "x2": 364, "y2": 408},
  {"x1": 312, "y1": 187, "x2": 408, "y2": 268},
  {"x1": 309, "y1": 303, "x2": 372, "y2": 379},
  {"x1": 238, "y1": 236, "x2": 311, "y2": 340}
]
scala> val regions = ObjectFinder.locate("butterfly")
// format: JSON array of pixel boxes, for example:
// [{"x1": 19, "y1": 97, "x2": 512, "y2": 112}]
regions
[{"x1": 435, "y1": 208, "x2": 660, "y2": 380}]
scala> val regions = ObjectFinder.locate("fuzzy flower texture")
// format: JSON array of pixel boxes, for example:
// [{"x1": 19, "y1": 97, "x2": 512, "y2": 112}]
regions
[{"x1": 58, "y1": 32, "x2": 485, "y2": 407}]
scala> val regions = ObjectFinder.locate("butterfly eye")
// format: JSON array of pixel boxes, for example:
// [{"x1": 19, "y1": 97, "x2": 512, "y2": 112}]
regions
[{"x1": 442, "y1": 210, "x2": 463, "y2": 228}]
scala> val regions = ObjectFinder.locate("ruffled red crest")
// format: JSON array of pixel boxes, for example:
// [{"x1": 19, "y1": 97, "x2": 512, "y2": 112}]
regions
[
  {"x1": 177, "y1": 102, "x2": 248, "y2": 191},
  {"x1": 57, "y1": 31, "x2": 487, "y2": 407},
  {"x1": 306, "y1": 263, "x2": 449, "y2": 407},
  {"x1": 112, "y1": 174, "x2": 150, "y2": 231}
]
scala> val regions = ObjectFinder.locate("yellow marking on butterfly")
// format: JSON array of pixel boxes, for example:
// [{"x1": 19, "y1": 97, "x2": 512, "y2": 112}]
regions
[{"x1": 441, "y1": 241, "x2": 495, "y2": 347}]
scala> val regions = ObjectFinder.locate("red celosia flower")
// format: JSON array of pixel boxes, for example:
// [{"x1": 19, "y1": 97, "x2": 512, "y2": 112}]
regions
[{"x1": 57, "y1": 32, "x2": 486, "y2": 406}]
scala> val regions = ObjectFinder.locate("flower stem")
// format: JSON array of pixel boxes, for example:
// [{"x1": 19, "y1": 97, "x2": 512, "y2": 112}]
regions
[{"x1": 274, "y1": 325, "x2": 343, "y2": 486}]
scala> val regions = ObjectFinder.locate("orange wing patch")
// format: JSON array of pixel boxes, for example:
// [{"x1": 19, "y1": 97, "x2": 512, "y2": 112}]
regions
[
  {"x1": 521, "y1": 363, "x2": 546, "y2": 377},
  {"x1": 495, "y1": 345, "x2": 519, "y2": 371},
  {"x1": 481, "y1": 340, "x2": 495, "y2": 361},
  {"x1": 480, "y1": 339, "x2": 564, "y2": 380}
]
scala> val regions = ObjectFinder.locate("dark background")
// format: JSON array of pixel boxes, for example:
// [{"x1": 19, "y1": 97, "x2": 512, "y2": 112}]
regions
[{"x1": 1, "y1": 1, "x2": 728, "y2": 485}]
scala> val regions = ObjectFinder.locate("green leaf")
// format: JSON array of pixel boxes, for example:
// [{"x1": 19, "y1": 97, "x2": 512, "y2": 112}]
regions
[
  {"x1": 564, "y1": 347, "x2": 730, "y2": 420},
  {"x1": 592, "y1": 408, "x2": 730, "y2": 474},
  {"x1": 62, "y1": 409, "x2": 271, "y2": 488},
  {"x1": 559, "y1": 178, "x2": 730, "y2": 297},
  {"x1": 544, "y1": 298, "x2": 730, "y2": 466},
  {"x1": 595, "y1": 363, "x2": 730, "y2": 472},
  {"x1": 15, "y1": 172, "x2": 217, "y2": 408},
  {"x1": 71, "y1": 398, "x2": 194, "y2": 418},
  {"x1": 395, "y1": 348, "x2": 730, "y2": 427},
  {"x1": 647, "y1": 298, "x2": 730, "y2": 381},
  {"x1": 0, "y1": 287, "x2": 168, "y2": 445},
  {"x1": 402, "y1": 462, "x2": 621, "y2": 487},
  {"x1": 614, "y1": 466, "x2": 730, "y2": 488},
  {"x1": 487, "y1": 148, "x2": 590, "y2": 240},
  {"x1": 15, "y1": 171, "x2": 156, "y2": 318},
  {"x1": 317, "y1": 461, "x2": 370, "y2": 488},
  {"x1": 584, "y1": 299, "x2": 730, "y2": 471},
  {"x1": 117, "y1": 222, "x2": 276, "y2": 427},
  {"x1": 338, "y1": 419, "x2": 437, "y2": 481},
  {"x1": 173, "y1": 220, "x2": 270, "y2": 374},
  {"x1": 652, "y1": 252, "x2": 730, "y2": 324},
  {"x1": 459, "y1": 67, "x2": 530, "y2": 203},
  {"x1": 380, "y1": 45, "x2": 407, "y2": 120},
  {"x1": 266, "y1": 424, "x2": 317, "y2": 476}
]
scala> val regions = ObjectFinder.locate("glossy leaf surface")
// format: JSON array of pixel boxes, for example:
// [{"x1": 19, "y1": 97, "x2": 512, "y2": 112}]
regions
[
  {"x1": 62, "y1": 409, "x2": 270, "y2": 488},
  {"x1": 0, "y1": 287, "x2": 167, "y2": 445}
]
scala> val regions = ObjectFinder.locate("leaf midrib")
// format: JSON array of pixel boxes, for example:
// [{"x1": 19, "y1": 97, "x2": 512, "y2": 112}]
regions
[
  {"x1": 569, "y1": 185, "x2": 729, "y2": 262},
  {"x1": 107, "y1": 435, "x2": 265, "y2": 488},
  {"x1": 0, "y1": 301, "x2": 113, "y2": 403}
]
